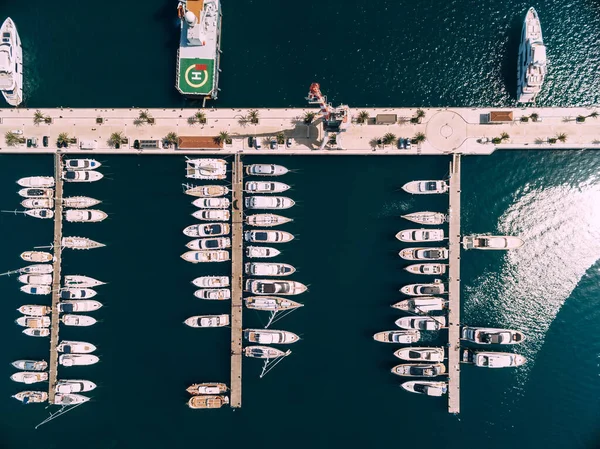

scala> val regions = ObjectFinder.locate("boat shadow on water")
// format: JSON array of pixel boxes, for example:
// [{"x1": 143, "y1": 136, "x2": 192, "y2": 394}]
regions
[{"x1": 500, "y1": 14, "x2": 524, "y2": 102}]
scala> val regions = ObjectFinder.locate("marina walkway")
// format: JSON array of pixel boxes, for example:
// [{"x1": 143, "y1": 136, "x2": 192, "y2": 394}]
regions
[
  {"x1": 48, "y1": 153, "x2": 64, "y2": 404},
  {"x1": 447, "y1": 155, "x2": 461, "y2": 414},
  {"x1": 230, "y1": 154, "x2": 243, "y2": 408}
]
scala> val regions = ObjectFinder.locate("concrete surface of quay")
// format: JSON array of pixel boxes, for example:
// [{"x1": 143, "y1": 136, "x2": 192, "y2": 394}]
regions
[{"x1": 0, "y1": 106, "x2": 599, "y2": 155}]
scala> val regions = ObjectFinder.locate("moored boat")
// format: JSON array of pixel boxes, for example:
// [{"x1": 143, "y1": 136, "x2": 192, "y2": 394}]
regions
[
  {"x1": 64, "y1": 159, "x2": 102, "y2": 170},
  {"x1": 394, "y1": 347, "x2": 445, "y2": 362},
  {"x1": 462, "y1": 235, "x2": 525, "y2": 250},
  {"x1": 184, "y1": 185, "x2": 229, "y2": 197},
  {"x1": 181, "y1": 250, "x2": 230, "y2": 263},
  {"x1": 18, "y1": 188, "x2": 53, "y2": 198},
  {"x1": 62, "y1": 170, "x2": 104, "y2": 183},
  {"x1": 20, "y1": 284, "x2": 51, "y2": 295},
  {"x1": 399, "y1": 247, "x2": 449, "y2": 261},
  {"x1": 12, "y1": 391, "x2": 48, "y2": 404},
  {"x1": 245, "y1": 246, "x2": 281, "y2": 258},
  {"x1": 17, "y1": 176, "x2": 54, "y2": 188},
  {"x1": 21, "y1": 198, "x2": 54, "y2": 209},
  {"x1": 58, "y1": 300, "x2": 103, "y2": 313},
  {"x1": 186, "y1": 237, "x2": 231, "y2": 250},
  {"x1": 183, "y1": 223, "x2": 230, "y2": 237},
  {"x1": 11, "y1": 371, "x2": 48, "y2": 384},
  {"x1": 194, "y1": 288, "x2": 231, "y2": 300},
  {"x1": 24, "y1": 208, "x2": 54, "y2": 219},
  {"x1": 185, "y1": 159, "x2": 227, "y2": 180},
  {"x1": 401, "y1": 211, "x2": 447, "y2": 225},
  {"x1": 244, "y1": 262, "x2": 295, "y2": 276},
  {"x1": 395, "y1": 316, "x2": 447, "y2": 331},
  {"x1": 60, "y1": 288, "x2": 97, "y2": 299},
  {"x1": 186, "y1": 383, "x2": 229, "y2": 395},
  {"x1": 391, "y1": 297, "x2": 446, "y2": 314},
  {"x1": 517, "y1": 7, "x2": 547, "y2": 103},
  {"x1": 55, "y1": 380, "x2": 97, "y2": 393},
  {"x1": 184, "y1": 314, "x2": 230, "y2": 328},
  {"x1": 245, "y1": 181, "x2": 290, "y2": 193},
  {"x1": 23, "y1": 328, "x2": 50, "y2": 337},
  {"x1": 244, "y1": 230, "x2": 294, "y2": 244},
  {"x1": 192, "y1": 276, "x2": 229, "y2": 288},
  {"x1": 245, "y1": 213, "x2": 292, "y2": 227},
  {"x1": 396, "y1": 229, "x2": 444, "y2": 242},
  {"x1": 245, "y1": 164, "x2": 288, "y2": 176},
  {"x1": 244, "y1": 296, "x2": 303, "y2": 311},
  {"x1": 244, "y1": 329, "x2": 299, "y2": 344},
  {"x1": 461, "y1": 327, "x2": 526, "y2": 345},
  {"x1": 192, "y1": 209, "x2": 230, "y2": 221},
  {"x1": 62, "y1": 236, "x2": 105, "y2": 250},
  {"x1": 391, "y1": 363, "x2": 446, "y2": 377},
  {"x1": 57, "y1": 340, "x2": 97, "y2": 354},
  {"x1": 401, "y1": 180, "x2": 448, "y2": 194},
  {"x1": 462, "y1": 349, "x2": 526, "y2": 368},
  {"x1": 16, "y1": 316, "x2": 50, "y2": 328},
  {"x1": 59, "y1": 354, "x2": 99, "y2": 366},
  {"x1": 64, "y1": 275, "x2": 105, "y2": 288},
  {"x1": 0, "y1": 18, "x2": 23, "y2": 106},
  {"x1": 12, "y1": 360, "x2": 47, "y2": 371},
  {"x1": 20, "y1": 251, "x2": 53, "y2": 263},
  {"x1": 65, "y1": 209, "x2": 108, "y2": 223},
  {"x1": 188, "y1": 395, "x2": 229, "y2": 409},
  {"x1": 400, "y1": 279, "x2": 446, "y2": 296},
  {"x1": 54, "y1": 393, "x2": 90, "y2": 405},
  {"x1": 404, "y1": 263, "x2": 447, "y2": 275},
  {"x1": 192, "y1": 197, "x2": 230, "y2": 209},
  {"x1": 17, "y1": 305, "x2": 51, "y2": 316},
  {"x1": 245, "y1": 196, "x2": 295, "y2": 210},
  {"x1": 20, "y1": 264, "x2": 53, "y2": 274},
  {"x1": 401, "y1": 381, "x2": 448, "y2": 396},
  {"x1": 245, "y1": 279, "x2": 307, "y2": 296},
  {"x1": 244, "y1": 345, "x2": 287, "y2": 359},
  {"x1": 63, "y1": 196, "x2": 102, "y2": 208},
  {"x1": 61, "y1": 315, "x2": 97, "y2": 327}
]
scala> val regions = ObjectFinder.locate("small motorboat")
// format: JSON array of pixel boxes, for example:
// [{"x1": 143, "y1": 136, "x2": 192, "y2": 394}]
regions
[
  {"x1": 11, "y1": 371, "x2": 48, "y2": 384},
  {"x1": 396, "y1": 229, "x2": 444, "y2": 242},
  {"x1": 391, "y1": 297, "x2": 446, "y2": 314},
  {"x1": 245, "y1": 196, "x2": 295, "y2": 210},
  {"x1": 400, "y1": 279, "x2": 446, "y2": 296},
  {"x1": 63, "y1": 196, "x2": 101, "y2": 208},
  {"x1": 18, "y1": 274, "x2": 52, "y2": 285},
  {"x1": 181, "y1": 250, "x2": 230, "y2": 263},
  {"x1": 244, "y1": 296, "x2": 303, "y2": 311},
  {"x1": 21, "y1": 198, "x2": 54, "y2": 209},
  {"x1": 401, "y1": 211, "x2": 447, "y2": 225},
  {"x1": 20, "y1": 284, "x2": 51, "y2": 295},
  {"x1": 56, "y1": 380, "x2": 97, "y2": 393},
  {"x1": 401, "y1": 381, "x2": 448, "y2": 396},
  {"x1": 461, "y1": 327, "x2": 526, "y2": 345},
  {"x1": 59, "y1": 354, "x2": 99, "y2": 366},
  {"x1": 57, "y1": 341, "x2": 97, "y2": 354},
  {"x1": 20, "y1": 251, "x2": 53, "y2": 263},
  {"x1": 54, "y1": 393, "x2": 91, "y2": 405},
  {"x1": 192, "y1": 209, "x2": 230, "y2": 221},
  {"x1": 192, "y1": 197, "x2": 230, "y2": 209},
  {"x1": 60, "y1": 288, "x2": 96, "y2": 299},
  {"x1": 394, "y1": 347, "x2": 445, "y2": 362},
  {"x1": 244, "y1": 230, "x2": 294, "y2": 243},
  {"x1": 61, "y1": 315, "x2": 97, "y2": 327},
  {"x1": 62, "y1": 170, "x2": 104, "y2": 183},
  {"x1": 58, "y1": 300, "x2": 103, "y2": 313},
  {"x1": 18, "y1": 188, "x2": 53, "y2": 198},
  {"x1": 62, "y1": 236, "x2": 105, "y2": 250},
  {"x1": 245, "y1": 213, "x2": 292, "y2": 227},
  {"x1": 17, "y1": 305, "x2": 51, "y2": 316},
  {"x1": 391, "y1": 363, "x2": 446, "y2": 377},
  {"x1": 462, "y1": 349, "x2": 527, "y2": 368},
  {"x1": 244, "y1": 345, "x2": 288, "y2": 359},
  {"x1": 184, "y1": 314, "x2": 230, "y2": 328},
  {"x1": 12, "y1": 360, "x2": 47, "y2": 371},
  {"x1": 245, "y1": 181, "x2": 290, "y2": 193},
  {"x1": 12, "y1": 391, "x2": 48, "y2": 404},
  {"x1": 245, "y1": 279, "x2": 307, "y2": 296},
  {"x1": 244, "y1": 262, "x2": 295, "y2": 276},
  {"x1": 404, "y1": 263, "x2": 447, "y2": 275},
  {"x1": 192, "y1": 276, "x2": 229, "y2": 288},
  {"x1": 186, "y1": 383, "x2": 229, "y2": 395},
  {"x1": 20, "y1": 264, "x2": 53, "y2": 274},
  {"x1": 183, "y1": 223, "x2": 230, "y2": 237},
  {"x1": 245, "y1": 246, "x2": 281, "y2": 258},
  {"x1": 185, "y1": 159, "x2": 227, "y2": 180},
  {"x1": 17, "y1": 176, "x2": 54, "y2": 188},
  {"x1": 188, "y1": 395, "x2": 229, "y2": 409},
  {"x1": 244, "y1": 329, "x2": 299, "y2": 344},
  {"x1": 401, "y1": 180, "x2": 448, "y2": 194},
  {"x1": 399, "y1": 247, "x2": 449, "y2": 261},
  {"x1": 64, "y1": 159, "x2": 102, "y2": 170},
  {"x1": 15, "y1": 316, "x2": 50, "y2": 328},
  {"x1": 462, "y1": 235, "x2": 525, "y2": 250},
  {"x1": 63, "y1": 275, "x2": 105, "y2": 288},
  {"x1": 395, "y1": 316, "x2": 447, "y2": 331},
  {"x1": 65, "y1": 209, "x2": 108, "y2": 223},
  {"x1": 24, "y1": 208, "x2": 54, "y2": 219},
  {"x1": 186, "y1": 237, "x2": 231, "y2": 250},
  {"x1": 245, "y1": 164, "x2": 288, "y2": 176},
  {"x1": 184, "y1": 185, "x2": 229, "y2": 197},
  {"x1": 23, "y1": 328, "x2": 50, "y2": 337},
  {"x1": 194, "y1": 289, "x2": 231, "y2": 300}
]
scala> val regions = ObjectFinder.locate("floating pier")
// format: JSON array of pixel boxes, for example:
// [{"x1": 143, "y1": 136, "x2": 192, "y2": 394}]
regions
[
  {"x1": 230, "y1": 154, "x2": 243, "y2": 408},
  {"x1": 447, "y1": 154, "x2": 461, "y2": 414},
  {"x1": 47, "y1": 153, "x2": 64, "y2": 404}
]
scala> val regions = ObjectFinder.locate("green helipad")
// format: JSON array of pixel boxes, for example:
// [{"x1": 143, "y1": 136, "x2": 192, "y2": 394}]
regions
[{"x1": 177, "y1": 58, "x2": 215, "y2": 95}]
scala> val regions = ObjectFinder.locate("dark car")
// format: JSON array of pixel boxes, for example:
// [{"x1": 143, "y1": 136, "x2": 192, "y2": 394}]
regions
[
  {"x1": 133, "y1": 140, "x2": 140, "y2": 150},
  {"x1": 42, "y1": 136, "x2": 49, "y2": 147},
  {"x1": 247, "y1": 136, "x2": 254, "y2": 148}
]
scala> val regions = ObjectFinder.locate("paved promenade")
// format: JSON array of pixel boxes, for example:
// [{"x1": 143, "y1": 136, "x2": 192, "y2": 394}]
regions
[
  {"x1": 230, "y1": 154, "x2": 243, "y2": 408},
  {"x1": 0, "y1": 106, "x2": 598, "y2": 155}
]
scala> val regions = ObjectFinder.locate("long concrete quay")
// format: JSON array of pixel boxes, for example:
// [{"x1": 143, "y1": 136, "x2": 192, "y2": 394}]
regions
[
  {"x1": 230, "y1": 154, "x2": 243, "y2": 408},
  {"x1": 1, "y1": 107, "x2": 599, "y2": 155}
]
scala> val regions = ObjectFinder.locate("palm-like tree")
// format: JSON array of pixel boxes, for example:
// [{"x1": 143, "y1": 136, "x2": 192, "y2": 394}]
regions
[
  {"x1": 57, "y1": 132, "x2": 70, "y2": 147},
  {"x1": 109, "y1": 132, "x2": 125, "y2": 148},
  {"x1": 413, "y1": 132, "x2": 426, "y2": 144},
  {"x1": 195, "y1": 111, "x2": 207, "y2": 124},
  {"x1": 500, "y1": 132, "x2": 510, "y2": 141},
  {"x1": 165, "y1": 132, "x2": 178, "y2": 145},
  {"x1": 5, "y1": 131, "x2": 21, "y2": 146},
  {"x1": 137, "y1": 110, "x2": 154, "y2": 125},
  {"x1": 33, "y1": 110, "x2": 45, "y2": 125},
  {"x1": 588, "y1": 111, "x2": 599, "y2": 119},
  {"x1": 356, "y1": 110, "x2": 370, "y2": 124},
  {"x1": 215, "y1": 131, "x2": 230, "y2": 145},
  {"x1": 382, "y1": 133, "x2": 397, "y2": 146},
  {"x1": 530, "y1": 113, "x2": 539, "y2": 122},
  {"x1": 276, "y1": 132, "x2": 285, "y2": 144},
  {"x1": 303, "y1": 111, "x2": 316, "y2": 125},
  {"x1": 248, "y1": 109, "x2": 259, "y2": 124},
  {"x1": 415, "y1": 109, "x2": 425, "y2": 121},
  {"x1": 556, "y1": 133, "x2": 567, "y2": 143}
]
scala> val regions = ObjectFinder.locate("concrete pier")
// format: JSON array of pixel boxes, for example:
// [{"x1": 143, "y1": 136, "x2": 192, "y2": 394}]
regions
[
  {"x1": 447, "y1": 155, "x2": 461, "y2": 414},
  {"x1": 47, "y1": 153, "x2": 64, "y2": 404},
  {"x1": 230, "y1": 154, "x2": 243, "y2": 408}
]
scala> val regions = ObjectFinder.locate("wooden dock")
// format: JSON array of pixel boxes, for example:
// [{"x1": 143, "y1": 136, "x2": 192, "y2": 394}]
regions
[
  {"x1": 48, "y1": 153, "x2": 64, "y2": 404},
  {"x1": 230, "y1": 154, "x2": 243, "y2": 408},
  {"x1": 447, "y1": 154, "x2": 461, "y2": 414}
]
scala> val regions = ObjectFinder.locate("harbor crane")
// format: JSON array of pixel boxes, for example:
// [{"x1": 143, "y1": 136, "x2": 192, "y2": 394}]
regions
[{"x1": 305, "y1": 83, "x2": 351, "y2": 150}]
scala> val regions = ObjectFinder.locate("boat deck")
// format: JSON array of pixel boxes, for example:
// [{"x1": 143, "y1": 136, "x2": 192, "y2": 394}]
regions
[{"x1": 230, "y1": 153, "x2": 243, "y2": 408}]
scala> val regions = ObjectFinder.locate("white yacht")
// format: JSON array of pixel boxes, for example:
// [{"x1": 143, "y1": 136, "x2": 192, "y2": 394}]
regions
[
  {"x1": 12, "y1": 360, "x2": 48, "y2": 371},
  {"x1": 62, "y1": 170, "x2": 104, "y2": 183},
  {"x1": 12, "y1": 391, "x2": 48, "y2": 404},
  {"x1": 20, "y1": 284, "x2": 51, "y2": 295},
  {"x1": 20, "y1": 264, "x2": 53, "y2": 274},
  {"x1": 517, "y1": 7, "x2": 547, "y2": 103},
  {"x1": 373, "y1": 330, "x2": 422, "y2": 344},
  {"x1": 461, "y1": 327, "x2": 526, "y2": 345},
  {"x1": 244, "y1": 296, "x2": 303, "y2": 311},
  {"x1": 394, "y1": 347, "x2": 445, "y2": 362},
  {"x1": 395, "y1": 316, "x2": 447, "y2": 331},
  {"x1": 186, "y1": 237, "x2": 231, "y2": 250},
  {"x1": 62, "y1": 236, "x2": 106, "y2": 250},
  {"x1": 20, "y1": 251, "x2": 53, "y2": 263},
  {"x1": 192, "y1": 197, "x2": 230, "y2": 209},
  {"x1": 16, "y1": 316, "x2": 50, "y2": 328},
  {"x1": 245, "y1": 279, "x2": 307, "y2": 296},
  {"x1": 186, "y1": 383, "x2": 228, "y2": 395},
  {"x1": 64, "y1": 159, "x2": 102, "y2": 170},
  {"x1": 245, "y1": 213, "x2": 292, "y2": 227},
  {"x1": 17, "y1": 305, "x2": 51, "y2": 316},
  {"x1": 191, "y1": 276, "x2": 229, "y2": 288},
  {"x1": 191, "y1": 209, "x2": 230, "y2": 221},
  {"x1": 56, "y1": 341, "x2": 97, "y2": 354},
  {"x1": 64, "y1": 275, "x2": 105, "y2": 288},
  {"x1": 245, "y1": 196, "x2": 294, "y2": 210},
  {"x1": 400, "y1": 279, "x2": 446, "y2": 296},
  {"x1": 65, "y1": 209, "x2": 108, "y2": 223},
  {"x1": 245, "y1": 262, "x2": 295, "y2": 276},
  {"x1": 401, "y1": 381, "x2": 448, "y2": 396},
  {"x1": 244, "y1": 329, "x2": 299, "y2": 344},
  {"x1": 399, "y1": 247, "x2": 448, "y2": 261},
  {"x1": 60, "y1": 288, "x2": 97, "y2": 299},
  {"x1": 396, "y1": 229, "x2": 444, "y2": 242},
  {"x1": 54, "y1": 393, "x2": 91, "y2": 405},
  {"x1": 245, "y1": 181, "x2": 290, "y2": 193},
  {"x1": 401, "y1": 211, "x2": 447, "y2": 225},
  {"x1": 0, "y1": 18, "x2": 22, "y2": 106},
  {"x1": 462, "y1": 235, "x2": 524, "y2": 250},
  {"x1": 183, "y1": 223, "x2": 230, "y2": 237},
  {"x1": 58, "y1": 300, "x2": 102, "y2": 313},
  {"x1": 184, "y1": 185, "x2": 229, "y2": 197},
  {"x1": 18, "y1": 187, "x2": 53, "y2": 198},
  {"x1": 244, "y1": 230, "x2": 294, "y2": 243},
  {"x1": 194, "y1": 288, "x2": 231, "y2": 300},
  {"x1": 61, "y1": 315, "x2": 97, "y2": 327},
  {"x1": 244, "y1": 345, "x2": 287, "y2": 359},
  {"x1": 391, "y1": 297, "x2": 446, "y2": 314},
  {"x1": 404, "y1": 263, "x2": 447, "y2": 275},
  {"x1": 10, "y1": 372, "x2": 49, "y2": 384},
  {"x1": 17, "y1": 177, "x2": 54, "y2": 188},
  {"x1": 185, "y1": 159, "x2": 227, "y2": 180},
  {"x1": 245, "y1": 246, "x2": 281, "y2": 258},
  {"x1": 55, "y1": 380, "x2": 97, "y2": 393},
  {"x1": 63, "y1": 196, "x2": 101, "y2": 208},
  {"x1": 462, "y1": 349, "x2": 526, "y2": 368},
  {"x1": 245, "y1": 164, "x2": 288, "y2": 176},
  {"x1": 21, "y1": 198, "x2": 54, "y2": 209},
  {"x1": 391, "y1": 363, "x2": 446, "y2": 377},
  {"x1": 181, "y1": 250, "x2": 230, "y2": 263},
  {"x1": 23, "y1": 328, "x2": 50, "y2": 337},
  {"x1": 18, "y1": 274, "x2": 52, "y2": 285},
  {"x1": 184, "y1": 314, "x2": 230, "y2": 328},
  {"x1": 24, "y1": 209, "x2": 54, "y2": 219},
  {"x1": 401, "y1": 180, "x2": 448, "y2": 194}
]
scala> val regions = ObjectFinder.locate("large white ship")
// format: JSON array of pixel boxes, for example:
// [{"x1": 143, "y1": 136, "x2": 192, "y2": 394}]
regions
[
  {"x1": 0, "y1": 18, "x2": 23, "y2": 106},
  {"x1": 176, "y1": 0, "x2": 222, "y2": 102},
  {"x1": 517, "y1": 7, "x2": 547, "y2": 103}
]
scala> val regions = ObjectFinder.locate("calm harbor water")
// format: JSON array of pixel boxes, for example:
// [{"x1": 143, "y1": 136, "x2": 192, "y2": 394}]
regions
[{"x1": 0, "y1": 0, "x2": 599, "y2": 448}]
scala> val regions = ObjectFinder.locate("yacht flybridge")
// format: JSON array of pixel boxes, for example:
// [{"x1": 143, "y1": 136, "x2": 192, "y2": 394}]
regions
[
  {"x1": 396, "y1": 229, "x2": 444, "y2": 243},
  {"x1": 0, "y1": 18, "x2": 23, "y2": 106},
  {"x1": 461, "y1": 327, "x2": 526, "y2": 345},
  {"x1": 517, "y1": 7, "x2": 547, "y2": 103},
  {"x1": 462, "y1": 235, "x2": 524, "y2": 250}
]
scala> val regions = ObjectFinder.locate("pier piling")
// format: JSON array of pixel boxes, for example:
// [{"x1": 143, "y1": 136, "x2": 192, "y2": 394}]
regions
[{"x1": 230, "y1": 154, "x2": 243, "y2": 408}]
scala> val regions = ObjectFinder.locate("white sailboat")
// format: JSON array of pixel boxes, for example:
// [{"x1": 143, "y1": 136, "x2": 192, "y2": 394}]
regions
[
  {"x1": 244, "y1": 345, "x2": 287, "y2": 359},
  {"x1": 20, "y1": 251, "x2": 53, "y2": 263},
  {"x1": 12, "y1": 391, "x2": 48, "y2": 404},
  {"x1": 244, "y1": 296, "x2": 303, "y2": 311},
  {"x1": 62, "y1": 236, "x2": 105, "y2": 250},
  {"x1": 18, "y1": 274, "x2": 52, "y2": 285},
  {"x1": 391, "y1": 297, "x2": 446, "y2": 314},
  {"x1": 245, "y1": 213, "x2": 292, "y2": 227},
  {"x1": 24, "y1": 209, "x2": 54, "y2": 219},
  {"x1": 63, "y1": 275, "x2": 105, "y2": 288},
  {"x1": 20, "y1": 264, "x2": 53, "y2": 274},
  {"x1": 17, "y1": 177, "x2": 54, "y2": 188},
  {"x1": 401, "y1": 211, "x2": 447, "y2": 225},
  {"x1": 21, "y1": 198, "x2": 54, "y2": 209},
  {"x1": 63, "y1": 196, "x2": 101, "y2": 208},
  {"x1": 184, "y1": 185, "x2": 229, "y2": 197},
  {"x1": 245, "y1": 279, "x2": 307, "y2": 296},
  {"x1": 244, "y1": 329, "x2": 299, "y2": 344}
]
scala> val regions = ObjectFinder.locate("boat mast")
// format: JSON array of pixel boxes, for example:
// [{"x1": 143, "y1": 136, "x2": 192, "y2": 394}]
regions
[{"x1": 259, "y1": 350, "x2": 292, "y2": 379}]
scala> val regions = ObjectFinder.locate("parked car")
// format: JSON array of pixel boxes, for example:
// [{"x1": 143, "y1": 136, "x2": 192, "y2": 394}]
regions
[
  {"x1": 247, "y1": 136, "x2": 254, "y2": 148},
  {"x1": 269, "y1": 139, "x2": 277, "y2": 150},
  {"x1": 397, "y1": 138, "x2": 405, "y2": 149},
  {"x1": 404, "y1": 139, "x2": 412, "y2": 149},
  {"x1": 286, "y1": 138, "x2": 292, "y2": 148},
  {"x1": 254, "y1": 138, "x2": 262, "y2": 149},
  {"x1": 133, "y1": 140, "x2": 140, "y2": 149},
  {"x1": 42, "y1": 136, "x2": 49, "y2": 147}
]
